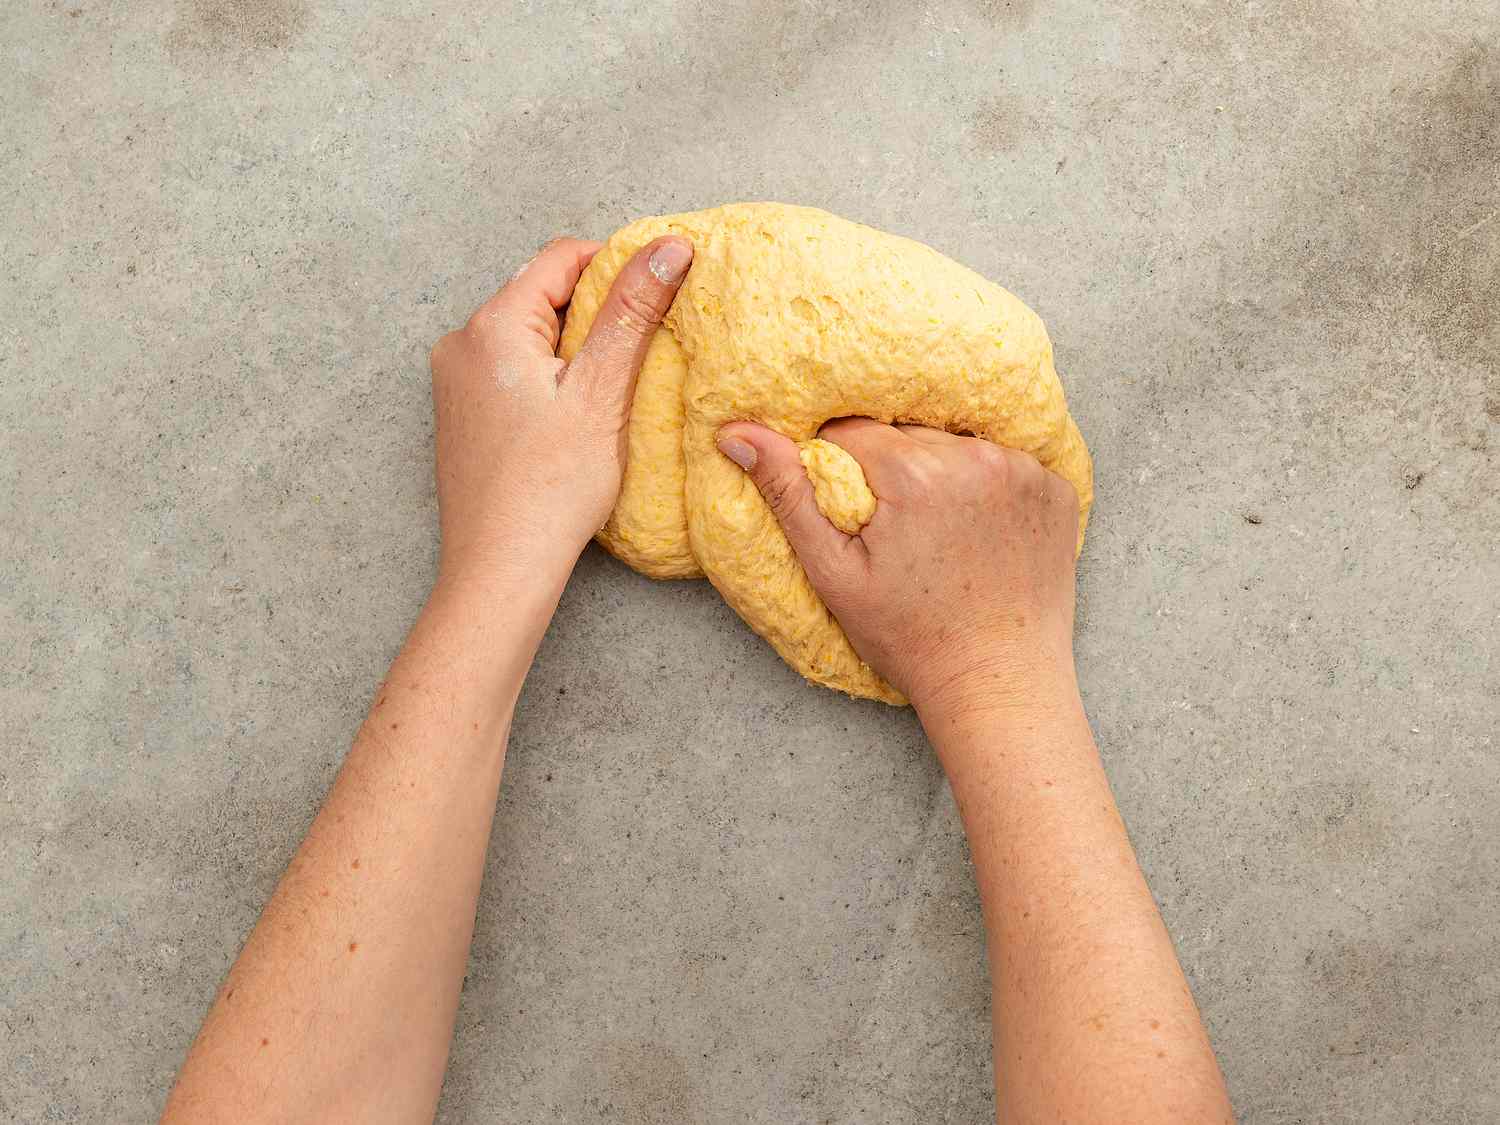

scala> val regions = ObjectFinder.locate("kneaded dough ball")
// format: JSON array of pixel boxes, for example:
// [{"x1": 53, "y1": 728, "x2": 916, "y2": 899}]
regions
[{"x1": 558, "y1": 203, "x2": 1092, "y2": 705}]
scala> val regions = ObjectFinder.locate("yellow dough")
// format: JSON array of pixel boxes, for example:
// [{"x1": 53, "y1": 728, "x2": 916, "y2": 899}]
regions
[
  {"x1": 558, "y1": 203, "x2": 1092, "y2": 705},
  {"x1": 797, "y1": 439, "x2": 877, "y2": 535}
]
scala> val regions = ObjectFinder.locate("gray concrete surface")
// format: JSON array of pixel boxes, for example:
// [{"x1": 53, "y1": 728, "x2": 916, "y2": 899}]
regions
[{"x1": 3, "y1": 1, "x2": 1497, "y2": 1121}]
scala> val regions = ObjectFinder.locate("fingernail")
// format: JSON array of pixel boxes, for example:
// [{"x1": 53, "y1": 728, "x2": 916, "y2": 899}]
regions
[
  {"x1": 718, "y1": 436, "x2": 757, "y2": 471},
  {"x1": 648, "y1": 239, "x2": 693, "y2": 284}
]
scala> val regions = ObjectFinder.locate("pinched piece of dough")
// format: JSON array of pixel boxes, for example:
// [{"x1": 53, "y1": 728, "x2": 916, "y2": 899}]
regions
[
  {"x1": 798, "y1": 438, "x2": 877, "y2": 535},
  {"x1": 558, "y1": 203, "x2": 1093, "y2": 705}
]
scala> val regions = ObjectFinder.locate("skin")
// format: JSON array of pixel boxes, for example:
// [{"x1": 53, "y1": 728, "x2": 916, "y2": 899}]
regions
[
  {"x1": 160, "y1": 233, "x2": 696, "y2": 1124},
  {"x1": 718, "y1": 419, "x2": 1235, "y2": 1122},
  {"x1": 163, "y1": 233, "x2": 1233, "y2": 1124}
]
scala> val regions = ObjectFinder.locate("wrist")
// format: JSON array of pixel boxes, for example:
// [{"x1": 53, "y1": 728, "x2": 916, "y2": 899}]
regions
[
  {"x1": 912, "y1": 645, "x2": 1084, "y2": 746},
  {"x1": 919, "y1": 677, "x2": 1093, "y2": 788},
  {"x1": 430, "y1": 554, "x2": 570, "y2": 622},
  {"x1": 425, "y1": 547, "x2": 573, "y2": 671},
  {"x1": 910, "y1": 630, "x2": 1077, "y2": 711},
  {"x1": 436, "y1": 522, "x2": 586, "y2": 601}
]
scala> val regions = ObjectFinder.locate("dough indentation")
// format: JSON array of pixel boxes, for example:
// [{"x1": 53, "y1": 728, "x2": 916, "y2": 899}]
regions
[{"x1": 559, "y1": 203, "x2": 1093, "y2": 704}]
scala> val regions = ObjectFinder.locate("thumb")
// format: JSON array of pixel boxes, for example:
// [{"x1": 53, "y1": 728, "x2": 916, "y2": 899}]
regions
[
  {"x1": 716, "y1": 422, "x2": 866, "y2": 587},
  {"x1": 567, "y1": 235, "x2": 693, "y2": 397}
]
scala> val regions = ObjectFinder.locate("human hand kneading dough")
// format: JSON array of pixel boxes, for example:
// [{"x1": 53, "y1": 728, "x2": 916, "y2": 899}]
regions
[
  {"x1": 161, "y1": 234, "x2": 696, "y2": 1124},
  {"x1": 163, "y1": 218, "x2": 1232, "y2": 1125},
  {"x1": 716, "y1": 418, "x2": 1081, "y2": 714},
  {"x1": 428, "y1": 234, "x2": 695, "y2": 586},
  {"x1": 718, "y1": 415, "x2": 1232, "y2": 1124}
]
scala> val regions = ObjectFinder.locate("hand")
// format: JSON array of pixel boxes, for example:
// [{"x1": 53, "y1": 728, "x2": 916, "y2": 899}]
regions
[
  {"x1": 428, "y1": 234, "x2": 693, "y2": 588},
  {"x1": 716, "y1": 419, "x2": 1081, "y2": 718}
]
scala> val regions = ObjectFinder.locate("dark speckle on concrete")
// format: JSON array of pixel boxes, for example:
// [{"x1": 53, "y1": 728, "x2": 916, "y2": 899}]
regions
[
  {"x1": 586, "y1": 1042, "x2": 701, "y2": 1124},
  {"x1": 970, "y1": 96, "x2": 1023, "y2": 153},
  {"x1": 970, "y1": 0, "x2": 1036, "y2": 32},
  {"x1": 166, "y1": 0, "x2": 310, "y2": 60}
]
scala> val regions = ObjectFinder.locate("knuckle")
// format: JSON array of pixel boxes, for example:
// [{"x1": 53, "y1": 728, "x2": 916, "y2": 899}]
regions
[
  {"x1": 965, "y1": 442, "x2": 1010, "y2": 488},
  {"x1": 1012, "y1": 451, "x2": 1047, "y2": 491},
  {"x1": 513, "y1": 237, "x2": 558, "y2": 269},
  {"x1": 462, "y1": 310, "x2": 500, "y2": 349},
  {"x1": 991, "y1": 447, "x2": 1032, "y2": 486},
  {"x1": 970, "y1": 439, "x2": 1008, "y2": 470},
  {"x1": 613, "y1": 284, "x2": 666, "y2": 335},
  {"x1": 759, "y1": 470, "x2": 806, "y2": 520},
  {"x1": 429, "y1": 331, "x2": 458, "y2": 378},
  {"x1": 1049, "y1": 473, "x2": 1081, "y2": 515}
]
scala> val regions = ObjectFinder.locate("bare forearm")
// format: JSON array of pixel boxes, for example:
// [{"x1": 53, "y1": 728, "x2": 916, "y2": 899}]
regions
[
  {"x1": 161, "y1": 228, "x2": 690, "y2": 1124},
  {"x1": 922, "y1": 684, "x2": 1233, "y2": 1124},
  {"x1": 163, "y1": 572, "x2": 565, "y2": 1124}
]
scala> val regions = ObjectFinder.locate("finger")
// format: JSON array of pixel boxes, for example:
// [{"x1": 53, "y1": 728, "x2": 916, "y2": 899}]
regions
[
  {"x1": 894, "y1": 423, "x2": 967, "y2": 445},
  {"x1": 566, "y1": 235, "x2": 693, "y2": 394},
  {"x1": 816, "y1": 417, "x2": 915, "y2": 496},
  {"x1": 496, "y1": 237, "x2": 602, "y2": 309},
  {"x1": 717, "y1": 422, "x2": 867, "y2": 586},
  {"x1": 477, "y1": 237, "x2": 602, "y2": 355}
]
